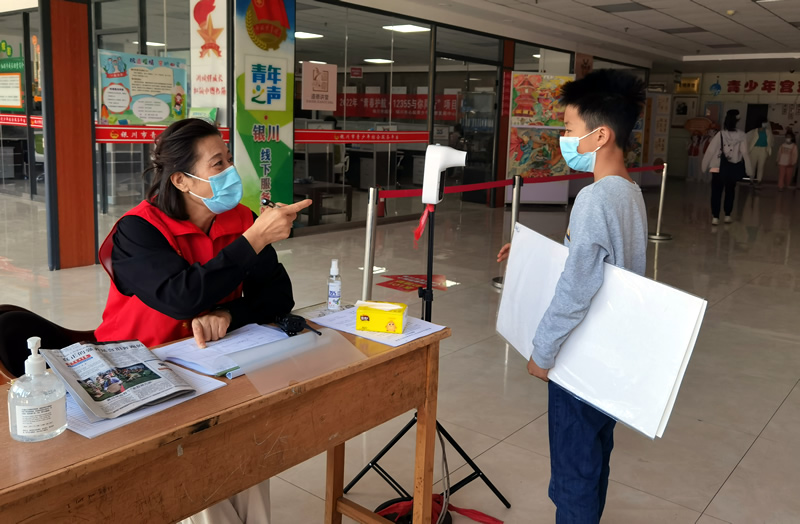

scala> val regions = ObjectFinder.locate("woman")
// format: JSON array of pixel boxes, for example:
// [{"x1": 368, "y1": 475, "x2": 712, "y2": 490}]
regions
[
  {"x1": 777, "y1": 132, "x2": 797, "y2": 192},
  {"x1": 701, "y1": 110, "x2": 752, "y2": 225},
  {"x1": 96, "y1": 118, "x2": 310, "y2": 349},
  {"x1": 95, "y1": 118, "x2": 311, "y2": 524}
]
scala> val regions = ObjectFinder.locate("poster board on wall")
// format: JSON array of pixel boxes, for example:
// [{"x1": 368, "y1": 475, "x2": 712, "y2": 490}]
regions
[
  {"x1": 506, "y1": 72, "x2": 573, "y2": 205},
  {"x1": 98, "y1": 50, "x2": 188, "y2": 126},
  {"x1": 234, "y1": 0, "x2": 294, "y2": 213},
  {"x1": 639, "y1": 93, "x2": 671, "y2": 186},
  {"x1": 190, "y1": 0, "x2": 228, "y2": 126}
]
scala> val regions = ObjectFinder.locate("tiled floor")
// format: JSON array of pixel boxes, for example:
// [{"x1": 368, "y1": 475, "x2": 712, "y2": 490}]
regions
[{"x1": 2, "y1": 179, "x2": 799, "y2": 523}]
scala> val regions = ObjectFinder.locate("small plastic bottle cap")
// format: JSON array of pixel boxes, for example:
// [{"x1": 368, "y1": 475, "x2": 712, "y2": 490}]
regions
[
  {"x1": 25, "y1": 336, "x2": 46, "y2": 376},
  {"x1": 330, "y1": 259, "x2": 339, "y2": 276}
]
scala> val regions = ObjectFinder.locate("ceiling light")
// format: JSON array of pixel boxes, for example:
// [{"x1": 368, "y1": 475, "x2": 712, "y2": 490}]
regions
[
  {"x1": 683, "y1": 52, "x2": 800, "y2": 61},
  {"x1": 533, "y1": 54, "x2": 541, "y2": 58},
  {"x1": 382, "y1": 25, "x2": 430, "y2": 33},
  {"x1": 364, "y1": 58, "x2": 394, "y2": 64},
  {"x1": 131, "y1": 41, "x2": 166, "y2": 47},
  {"x1": 295, "y1": 32, "x2": 323, "y2": 39},
  {"x1": 309, "y1": 60, "x2": 327, "y2": 64},
  {"x1": 468, "y1": 77, "x2": 481, "y2": 81}
]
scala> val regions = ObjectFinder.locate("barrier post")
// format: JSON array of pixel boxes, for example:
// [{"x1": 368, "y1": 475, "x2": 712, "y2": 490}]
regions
[
  {"x1": 648, "y1": 163, "x2": 672, "y2": 242},
  {"x1": 492, "y1": 175, "x2": 523, "y2": 289},
  {"x1": 361, "y1": 187, "x2": 379, "y2": 301}
]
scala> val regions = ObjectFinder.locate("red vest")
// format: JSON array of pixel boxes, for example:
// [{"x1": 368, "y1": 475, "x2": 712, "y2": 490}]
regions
[{"x1": 95, "y1": 201, "x2": 254, "y2": 347}]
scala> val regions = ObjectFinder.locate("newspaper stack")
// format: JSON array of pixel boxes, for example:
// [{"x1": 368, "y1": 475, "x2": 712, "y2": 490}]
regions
[{"x1": 41, "y1": 341, "x2": 195, "y2": 422}]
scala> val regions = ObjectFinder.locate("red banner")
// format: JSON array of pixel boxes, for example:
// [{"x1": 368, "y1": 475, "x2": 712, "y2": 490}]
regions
[
  {"x1": 295, "y1": 130, "x2": 428, "y2": 144},
  {"x1": 95, "y1": 125, "x2": 230, "y2": 143},
  {"x1": 334, "y1": 94, "x2": 458, "y2": 121},
  {"x1": 0, "y1": 114, "x2": 29, "y2": 127}
]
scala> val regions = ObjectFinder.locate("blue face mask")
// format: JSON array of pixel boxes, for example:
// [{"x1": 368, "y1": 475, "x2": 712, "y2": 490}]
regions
[
  {"x1": 184, "y1": 165, "x2": 243, "y2": 214},
  {"x1": 559, "y1": 128, "x2": 601, "y2": 173}
]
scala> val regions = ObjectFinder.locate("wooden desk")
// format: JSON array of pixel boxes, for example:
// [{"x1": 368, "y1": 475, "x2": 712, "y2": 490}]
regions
[
  {"x1": 294, "y1": 182, "x2": 353, "y2": 226},
  {"x1": 0, "y1": 326, "x2": 450, "y2": 523}
]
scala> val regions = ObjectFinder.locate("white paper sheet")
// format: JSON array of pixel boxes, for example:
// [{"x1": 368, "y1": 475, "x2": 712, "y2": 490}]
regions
[
  {"x1": 312, "y1": 308, "x2": 445, "y2": 347},
  {"x1": 152, "y1": 324, "x2": 288, "y2": 376},
  {"x1": 496, "y1": 223, "x2": 707, "y2": 439},
  {"x1": 66, "y1": 366, "x2": 226, "y2": 439}
]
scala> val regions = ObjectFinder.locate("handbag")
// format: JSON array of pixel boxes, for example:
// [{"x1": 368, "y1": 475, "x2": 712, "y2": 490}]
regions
[{"x1": 719, "y1": 131, "x2": 747, "y2": 181}]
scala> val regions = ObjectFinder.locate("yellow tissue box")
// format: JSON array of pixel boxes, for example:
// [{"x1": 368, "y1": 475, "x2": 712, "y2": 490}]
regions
[{"x1": 356, "y1": 301, "x2": 408, "y2": 334}]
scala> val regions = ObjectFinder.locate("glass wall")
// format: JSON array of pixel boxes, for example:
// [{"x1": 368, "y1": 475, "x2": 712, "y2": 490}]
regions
[
  {"x1": 94, "y1": 0, "x2": 192, "y2": 240},
  {"x1": 295, "y1": 0, "x2": 435, "y2": 225},
  {"x1": 0, "y1": 11, "x2": 42, "y2": 200},
  {"x1": 433, "y1": 28, "x2": 501, "y2": 206}
]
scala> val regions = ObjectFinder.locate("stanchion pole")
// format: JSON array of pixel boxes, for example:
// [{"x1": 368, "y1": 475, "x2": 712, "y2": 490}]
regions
[
  {"x1": 361, "y1": 187, "x2": 379, "y2": 301},
  {"x1": 493, "y1": 176, "x2": 523, "y2": 289},
  {"x1": 648, "y1": 163, "x2": 672, "y2": 243}
]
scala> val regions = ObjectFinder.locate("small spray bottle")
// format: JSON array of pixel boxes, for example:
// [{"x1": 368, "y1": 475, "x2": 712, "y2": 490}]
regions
[
  {"x1": 7, "y1": 337, "x2": 67, "y2": 442},
  {"x1": 327, "y1": 259, "x2": 342, "y2": 311}
]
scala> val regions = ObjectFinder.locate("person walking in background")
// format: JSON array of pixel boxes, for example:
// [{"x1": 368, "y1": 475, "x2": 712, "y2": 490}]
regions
[
  {"x1": 747, "y1": 120, "x2": 773, "y2": 187},
  {"x1": 777, "y1": 132, "x2": 797, "y2": 192},
  {"x1": 702, "y1": 109, "x2": 752, "y2": 225}
]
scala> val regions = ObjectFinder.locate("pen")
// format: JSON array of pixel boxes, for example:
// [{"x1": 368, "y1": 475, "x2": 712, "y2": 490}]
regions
[{"x1": 261, "y1": 198, "x2": 281, "y2": 208}]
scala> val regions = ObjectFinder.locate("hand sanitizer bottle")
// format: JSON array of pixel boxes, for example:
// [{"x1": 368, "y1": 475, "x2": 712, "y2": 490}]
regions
[
  {"x1": 8, "y1": 337, "x2": 67, "y2": 442},
  {"x1": 327, "y1": 259, "x2": 342, "y2": 311}
]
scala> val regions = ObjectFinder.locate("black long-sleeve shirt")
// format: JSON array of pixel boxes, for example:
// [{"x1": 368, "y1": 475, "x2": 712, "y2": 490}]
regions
[{"x1": 110, "y1": 213, "x2": 294, "y2": 332}]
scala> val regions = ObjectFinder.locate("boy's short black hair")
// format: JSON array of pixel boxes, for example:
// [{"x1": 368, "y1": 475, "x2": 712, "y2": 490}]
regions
[{"x1": 559, "y1": 69, "x2": 646, "y2": 149}]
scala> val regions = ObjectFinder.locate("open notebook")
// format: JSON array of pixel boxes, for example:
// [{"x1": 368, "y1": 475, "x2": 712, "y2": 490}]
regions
[
  {"x1": 496, "y1": 223, "x2": 707, "y2": 439},
  {"x1": 152, "y1": 324, "x2": 288, "y2": 376}
]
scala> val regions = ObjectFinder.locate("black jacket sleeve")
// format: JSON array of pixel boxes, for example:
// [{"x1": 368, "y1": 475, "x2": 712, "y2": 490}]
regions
[{"x1": 111, "y1": 214, "x2": 294, "y2": 328}]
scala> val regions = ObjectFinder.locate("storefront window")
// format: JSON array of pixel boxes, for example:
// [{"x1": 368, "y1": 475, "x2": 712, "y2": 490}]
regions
[{"x1": 0, "y1": 11, "x2": 42, "y2": 201}]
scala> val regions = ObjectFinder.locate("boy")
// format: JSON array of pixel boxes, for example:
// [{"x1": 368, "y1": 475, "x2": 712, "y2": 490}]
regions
[{"x1": 497, "y1": 69, "x2": 647, "y2": 523}]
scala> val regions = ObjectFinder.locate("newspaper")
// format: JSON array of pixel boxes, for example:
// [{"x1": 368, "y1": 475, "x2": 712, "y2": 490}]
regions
[{"x1": 41, "y1": 340, "x2": 195, "y2": 422}]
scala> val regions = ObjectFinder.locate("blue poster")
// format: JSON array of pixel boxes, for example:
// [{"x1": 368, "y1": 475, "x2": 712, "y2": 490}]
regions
[{"x1": 98, "y1": 49, "x2": 187, "y2": 126}]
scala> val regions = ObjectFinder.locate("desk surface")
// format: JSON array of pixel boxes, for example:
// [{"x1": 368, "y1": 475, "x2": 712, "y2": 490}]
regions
[{"x1": 0, "y1": 325, "x2": 450, "y2": 522}]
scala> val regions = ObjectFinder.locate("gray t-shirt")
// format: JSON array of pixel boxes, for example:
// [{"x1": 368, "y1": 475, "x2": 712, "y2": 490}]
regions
[{"x1": 532, "y1": 175, "x2": 648, "y2": 369}]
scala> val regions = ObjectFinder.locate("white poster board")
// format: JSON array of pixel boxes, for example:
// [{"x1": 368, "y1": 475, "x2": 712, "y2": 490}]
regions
[
  {"x1": 301, "y1": 62, "x2": 337, "y2": 111},
  {"x1": 496, "y1": 224, "x2": 707, "y2": 439}
]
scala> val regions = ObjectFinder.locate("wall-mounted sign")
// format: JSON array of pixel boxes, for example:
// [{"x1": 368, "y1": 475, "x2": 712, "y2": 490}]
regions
[
  {"x1": 301, "y1": 62, "x2": 337, "y2": 111},
  {"x1": 191, "y1": 0, "x2": 228, "y2": 125},
  {"x1": 98, "y1": 49, "x2": 187, "y2": 126}
]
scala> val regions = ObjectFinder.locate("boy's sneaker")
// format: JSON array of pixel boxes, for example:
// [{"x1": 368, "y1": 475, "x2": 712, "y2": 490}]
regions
[
  {"x1": 712, "y1": 217, "x2": 720, "y2": 225},
  {"x1": 724, "y1": 216, "x2": 732, "y2": 223}
]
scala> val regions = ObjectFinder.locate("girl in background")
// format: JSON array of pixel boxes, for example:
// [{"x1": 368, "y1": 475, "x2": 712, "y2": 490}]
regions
[{"x1": 777, "y1": 132, "x2": 797, "y2": 192}]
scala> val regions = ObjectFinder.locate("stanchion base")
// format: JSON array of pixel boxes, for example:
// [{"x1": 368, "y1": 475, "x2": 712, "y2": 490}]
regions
[
  {"x1": 648, "y1": 233, "x2": 673, "y2": 242},
  {"x1": 492, "y1": 276, "x2": 504, "y2": 289}
]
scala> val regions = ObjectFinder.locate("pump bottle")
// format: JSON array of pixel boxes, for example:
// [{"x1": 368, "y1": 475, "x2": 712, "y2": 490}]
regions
[
  {"x1": 8, "y1": 337, "x2": 67, "y2": 442},
  {"x1": 327, "y1": 259, "x2": 342, "y2": 310}
]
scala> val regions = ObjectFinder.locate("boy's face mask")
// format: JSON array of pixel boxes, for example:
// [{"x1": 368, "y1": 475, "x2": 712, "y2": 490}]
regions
[{"x1": 560, "y1": 128, "x2": 601, "y2": 173}]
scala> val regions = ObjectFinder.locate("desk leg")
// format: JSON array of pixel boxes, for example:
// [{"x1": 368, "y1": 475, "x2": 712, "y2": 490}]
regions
[
  {"x1": 325, "y1": 443, "x2": 345, "y2": 524},
  {"x1": 412, "y1": 343, "x2": 440, "y2": 524}
]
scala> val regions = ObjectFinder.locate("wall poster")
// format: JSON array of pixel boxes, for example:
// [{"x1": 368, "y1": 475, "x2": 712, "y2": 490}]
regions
[
  {"x1": 98, "y1": 49, "x2": 187, "y2": 126},
  {"x1": 191, "y1": 0, "x2": 228, "y2": 125}
]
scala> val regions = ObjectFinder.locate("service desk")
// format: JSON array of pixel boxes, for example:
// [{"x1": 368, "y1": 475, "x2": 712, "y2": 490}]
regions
[{"x1": 0, "y1": 325, "x2": 450, "y2": 523}]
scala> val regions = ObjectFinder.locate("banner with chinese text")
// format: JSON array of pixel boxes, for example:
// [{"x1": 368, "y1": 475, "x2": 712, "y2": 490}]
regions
[
  {"x1": 704, "y1": 73, "x2": 800, "y2": 97},
  {"x1": 98, "y1": 50, "x2": 187, "y2": 126},
  {"x1": 234, "y1": 0, "x2": 294, "y2": 212},
  {"x1": 332, "y1": 93, "x2": 458, "y2": 121},
  {"x1": 190, "y1": 0, "x2": 228, "y2": 125}
]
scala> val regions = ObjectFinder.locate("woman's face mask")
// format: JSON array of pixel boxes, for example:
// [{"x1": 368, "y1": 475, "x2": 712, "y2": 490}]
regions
[{"x1": 183, "y1": 165, "x2": 243, "y2": 214}]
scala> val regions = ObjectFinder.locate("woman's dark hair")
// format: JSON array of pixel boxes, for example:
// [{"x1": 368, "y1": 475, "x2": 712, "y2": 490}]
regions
[
  {"x1": 145, "y1": 118, "x2": 221, "y2": 220},
  {"x1": 723, "y1": 110, "x2": 739, "y2": 132}
]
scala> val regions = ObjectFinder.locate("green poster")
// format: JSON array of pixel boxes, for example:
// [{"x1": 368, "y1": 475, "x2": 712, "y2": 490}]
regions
[{"x1": 234, "y1": 0, "x2": 294, "y2": 213}]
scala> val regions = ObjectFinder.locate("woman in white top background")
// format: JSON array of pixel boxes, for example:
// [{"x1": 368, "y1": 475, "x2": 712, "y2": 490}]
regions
[
  {"x1": 776, "y1": 132, "x2": 797, "y2": 192},
  {"x1": 702, "y1": 109, "x2": 753, "y2": 225}
]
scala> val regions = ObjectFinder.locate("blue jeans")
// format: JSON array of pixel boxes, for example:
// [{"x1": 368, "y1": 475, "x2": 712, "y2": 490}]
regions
[{"x1": 548, "y1": 381, "x2": 616, "y2": 524}]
